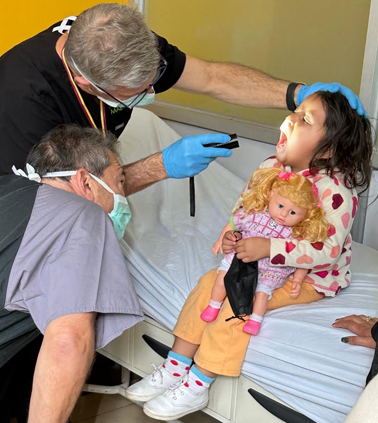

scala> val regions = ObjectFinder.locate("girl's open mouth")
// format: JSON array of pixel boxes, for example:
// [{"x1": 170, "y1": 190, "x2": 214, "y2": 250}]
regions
[{"x1": 277, "y1": 131, "x2": 287, "y2": 149}]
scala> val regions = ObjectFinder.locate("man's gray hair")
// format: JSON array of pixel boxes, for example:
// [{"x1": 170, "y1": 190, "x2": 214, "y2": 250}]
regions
[
  {"x1": 27, "y1": 124, "x2": 120, "y2": 178},
  {"x1": 65, "y1": 3, "x2": 160, "y2": 90}
]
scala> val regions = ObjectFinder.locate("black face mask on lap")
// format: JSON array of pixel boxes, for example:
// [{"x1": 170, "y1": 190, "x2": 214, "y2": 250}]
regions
[{"x1": 224, "y1": 253, "x2": 258, "y2": 322}]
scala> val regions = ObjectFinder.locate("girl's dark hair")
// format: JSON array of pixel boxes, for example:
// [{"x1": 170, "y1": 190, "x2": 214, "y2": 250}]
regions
[{"x1": 309, "y1": 91, "x2": 373, "y2": 193}]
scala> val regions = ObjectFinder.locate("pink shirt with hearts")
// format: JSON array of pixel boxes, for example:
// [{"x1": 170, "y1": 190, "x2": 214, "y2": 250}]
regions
[{"x1": 235, "y1": 157, "x2": 357, "y2": 297}]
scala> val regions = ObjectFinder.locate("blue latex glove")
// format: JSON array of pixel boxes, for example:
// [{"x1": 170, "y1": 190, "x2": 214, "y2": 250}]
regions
[
  {"x1": 297, "y1": 82, "x2": 367, "y2": 117},
  {"x1": 162, "y1": 134, "x2": 232, "y2": 178}
]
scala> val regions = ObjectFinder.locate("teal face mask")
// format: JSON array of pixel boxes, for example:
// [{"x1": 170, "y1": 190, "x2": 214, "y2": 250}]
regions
[{"x1": 90, "y1": 174, "x2": 132, "y2": 240}]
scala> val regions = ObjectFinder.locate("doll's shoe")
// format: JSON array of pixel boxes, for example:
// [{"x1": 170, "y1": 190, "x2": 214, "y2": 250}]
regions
[
  {"x1": 243, "y1": 320, "x2": 261, "y2": 335},
  {"x1": 200, "y1": 305, "x2": 220, "y2": 322}
]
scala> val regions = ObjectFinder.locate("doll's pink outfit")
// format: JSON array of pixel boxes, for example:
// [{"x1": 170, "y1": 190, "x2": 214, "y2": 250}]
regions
[{"x1": 219, "y1": 210, "x2": 296, "y2": 298}]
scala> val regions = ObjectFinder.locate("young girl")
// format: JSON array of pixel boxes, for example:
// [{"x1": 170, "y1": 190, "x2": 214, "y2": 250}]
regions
[
  {"x1": 126, "y1": 91, "x2": 372, "y2": 421},
  {"x1": 201, "y1": 168, "x2": 329, "y2": 336}
]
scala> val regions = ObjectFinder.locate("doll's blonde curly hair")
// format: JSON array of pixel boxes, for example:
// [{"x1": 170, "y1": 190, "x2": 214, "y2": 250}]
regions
[{"x1": 235, "y1": 168, "x2": 328, "y2": 243}]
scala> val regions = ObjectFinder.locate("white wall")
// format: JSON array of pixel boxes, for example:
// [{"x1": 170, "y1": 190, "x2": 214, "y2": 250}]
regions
[
  {"x1": 164, "y1": 119, "x2": 378, "y2": 251},
  {"x1": 365, "y1": 172, "x2": 378, "y2": 249}
]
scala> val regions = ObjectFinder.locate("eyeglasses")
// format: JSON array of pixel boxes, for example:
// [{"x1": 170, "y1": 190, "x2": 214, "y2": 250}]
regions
[{"x1": 95, "y1": 54, "x2": 168, "y2": 109}]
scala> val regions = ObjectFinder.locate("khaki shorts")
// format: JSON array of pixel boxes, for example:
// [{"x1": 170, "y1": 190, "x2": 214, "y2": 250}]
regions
[{"x1": 173, "y1": 269, "x2": 323, "y2": 377}]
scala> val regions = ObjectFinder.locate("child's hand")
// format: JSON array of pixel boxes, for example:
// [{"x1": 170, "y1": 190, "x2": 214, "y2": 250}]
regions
[
  {"x1": 222, "y1": 230, "x2": 240, "y2": 254},
  {"x1": 234, "y1": 237, "x2": 270, "y2": 262},
  {"x1": 212, "y1": 240, "x2": 223, "y2": 256},
  {"x1": 290, "y1": 281, "x2": 302, "y2": 299}
]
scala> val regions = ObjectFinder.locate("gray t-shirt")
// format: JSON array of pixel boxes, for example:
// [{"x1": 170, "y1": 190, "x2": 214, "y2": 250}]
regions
[{"x1": 5, "y1": 184, "x2": 143, "y2": 349}]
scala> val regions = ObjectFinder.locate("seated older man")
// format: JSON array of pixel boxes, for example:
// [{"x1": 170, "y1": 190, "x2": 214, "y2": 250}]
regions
[{"x1": 0, "y1": 124, "x2": 143, "y2": 422}]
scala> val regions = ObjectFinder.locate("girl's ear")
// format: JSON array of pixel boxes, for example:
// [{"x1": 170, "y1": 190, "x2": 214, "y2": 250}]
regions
[{"x1": 322, "y1": 149, "x2": 333, "y2": 159}]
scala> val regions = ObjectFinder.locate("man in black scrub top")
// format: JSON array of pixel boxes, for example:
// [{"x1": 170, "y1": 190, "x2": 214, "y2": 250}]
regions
[{"x1": 0, "y1": 3, "x2": 365, "y2": 195}]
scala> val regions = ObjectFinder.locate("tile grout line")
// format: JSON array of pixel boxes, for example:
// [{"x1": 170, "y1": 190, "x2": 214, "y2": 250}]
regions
[{"x1": 75, "y1": 403, "x2": 137, "y2": 423}]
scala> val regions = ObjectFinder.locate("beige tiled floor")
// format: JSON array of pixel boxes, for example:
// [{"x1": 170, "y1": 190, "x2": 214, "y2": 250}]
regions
[{"x1": 71, "y1": 391, "x2": 217, "y2": 423}]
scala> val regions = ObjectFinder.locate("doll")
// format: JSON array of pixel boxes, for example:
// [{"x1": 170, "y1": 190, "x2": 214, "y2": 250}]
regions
[{"x1": 202, "y1": 167, "x2": 329, "y2": 335}]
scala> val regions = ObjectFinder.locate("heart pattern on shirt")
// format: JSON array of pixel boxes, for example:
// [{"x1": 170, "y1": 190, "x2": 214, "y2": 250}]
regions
[
  {"x1": 321, "y1": 188, "x2": 332, "y2": 201},
  {"x1": 341, "y1": 212, "x2": 350, "y2": 229},
  {"x1": 315, "y1": 271, "x2": 328, "y2": 278},
  {"x1": 332, "y1": 194, "x2": 344, "y2": 210},
  {"x1": 313, "y1": 263, "x2": 331, "y2": 269},
  {"x1": 352, "y1": 197, "x2": 358, "y2": 218},
  {"x1": 327, "y1": 224, "x2": 336, "y2": 237},
  {"x1": 329, "y1": 281, "x2": 340, "y2": 292},
  {"x1": 271, "y1": 254, "x2": 286, "y2": 265},
  {"x1": 311, "y1": 242, "x2": 324, "y2": 251},
  {"x1": 296, "y1": 254, "x2": 313, "y2": 264},
  {"x1": 330, "y1": 245, "x2": 340, "y2": 258},
  {"x1": 285, "y1": 241, "x2": 296, "y2": 253}
]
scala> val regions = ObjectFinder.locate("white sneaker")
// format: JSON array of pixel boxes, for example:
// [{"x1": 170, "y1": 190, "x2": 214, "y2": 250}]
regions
[
  {"x1": 125, "y1": 363, "x2": 183, "y2": 402},
  {"x1": 143, "y1": 376, "x2": 209, "y2": 421}
]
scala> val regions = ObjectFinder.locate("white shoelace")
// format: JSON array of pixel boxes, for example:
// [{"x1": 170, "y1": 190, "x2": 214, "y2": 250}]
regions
[
  {"x1": 149, "y1": 363, "x2": 164, "y2": 385},
  {"x1": 164, "y1": 374, "x2": 190, "y2": 400}
]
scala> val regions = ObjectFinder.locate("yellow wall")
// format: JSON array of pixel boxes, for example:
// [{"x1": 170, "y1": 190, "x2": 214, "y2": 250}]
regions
[
  {"x1": 146, "y1": 0, "x2": 371, "y2": 126},
  {"x1": 0, "y1": 0, "x2": 128, "y2": 56}
]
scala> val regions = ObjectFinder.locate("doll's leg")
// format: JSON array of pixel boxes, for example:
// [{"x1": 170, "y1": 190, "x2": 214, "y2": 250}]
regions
[
  {"x1": 267, "y1": 279, "x2": 324, "y2": 311},
  {"x1": 200, "y1": 270, "x2": 227, "y2": 322},
  {"x1": 251, "y1": 291, "x2": 270, "y2": 316},
  {"x1": 243, "y1": 291, "x2": 269, "y2": 335},
  {"x1": 210, "y1": 270, "x2": 227, "y2": 302}
]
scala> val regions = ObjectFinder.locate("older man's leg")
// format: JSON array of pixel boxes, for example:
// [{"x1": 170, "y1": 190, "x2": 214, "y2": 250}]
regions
[{"x1": 28, "y1": 312, "x2": 96, "y2": 423}]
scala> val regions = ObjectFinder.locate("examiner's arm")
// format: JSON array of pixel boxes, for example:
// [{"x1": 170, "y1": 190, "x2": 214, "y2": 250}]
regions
[
  {"x1": 174, "y1": 56, "x2": 297, "y2": 109},
  {"x1": 122, "y1": 133, "x2": 231, "y2": 196},
  {"x1": 174, "y1": 56, "x2": 366, "y2": 115},
  {"x1": 123, "y1": 152, "x2": 167, "y2": 196}
]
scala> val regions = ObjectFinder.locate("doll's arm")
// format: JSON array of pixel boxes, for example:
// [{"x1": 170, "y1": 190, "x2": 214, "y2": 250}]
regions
[
  {"x1": 291, "y1": 268, "x2": 308, "y2": 299},
  {"x1": 213, "y1": 222, "x2": 233, "y2": 256}
]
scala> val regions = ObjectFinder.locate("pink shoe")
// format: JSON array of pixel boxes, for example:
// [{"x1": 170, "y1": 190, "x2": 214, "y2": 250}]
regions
[
  {"x1": 243, "y1": 320, "x2": 261, "y2": 335},
  {"x1": 200, "y1": 305, "x2": 220, "y2": 322}
]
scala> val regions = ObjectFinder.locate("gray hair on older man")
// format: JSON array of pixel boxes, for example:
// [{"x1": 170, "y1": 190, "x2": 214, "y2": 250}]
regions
[
  {"x1": 26, "y1": 124, "x2": 120, "y2": 179},
  {"x1": 65, "y1": 3, "x2": 160, "y2": 90}
]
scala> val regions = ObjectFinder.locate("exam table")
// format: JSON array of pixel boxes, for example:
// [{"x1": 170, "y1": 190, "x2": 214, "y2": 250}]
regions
[{"x1": 92, "y1": 108, "x2": 378, "y2": 423}]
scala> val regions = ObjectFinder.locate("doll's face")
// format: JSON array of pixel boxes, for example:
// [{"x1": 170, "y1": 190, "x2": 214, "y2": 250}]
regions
[{"x1": 268, "y1": 190, "x2": 307, "y2": 227}]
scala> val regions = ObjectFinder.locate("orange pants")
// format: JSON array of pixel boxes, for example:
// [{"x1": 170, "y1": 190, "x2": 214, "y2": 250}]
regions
[{"x1": 173, "y1": 269, "x2": 323, "y2": 377}]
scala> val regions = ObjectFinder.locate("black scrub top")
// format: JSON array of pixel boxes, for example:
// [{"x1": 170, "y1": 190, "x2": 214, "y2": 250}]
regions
[
  {"x1": 0, "y1": 20, "x2": 186, "y2": 175},
  {"x1": 0, "y1": 176, "x2": 41, "y2": 367}
]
